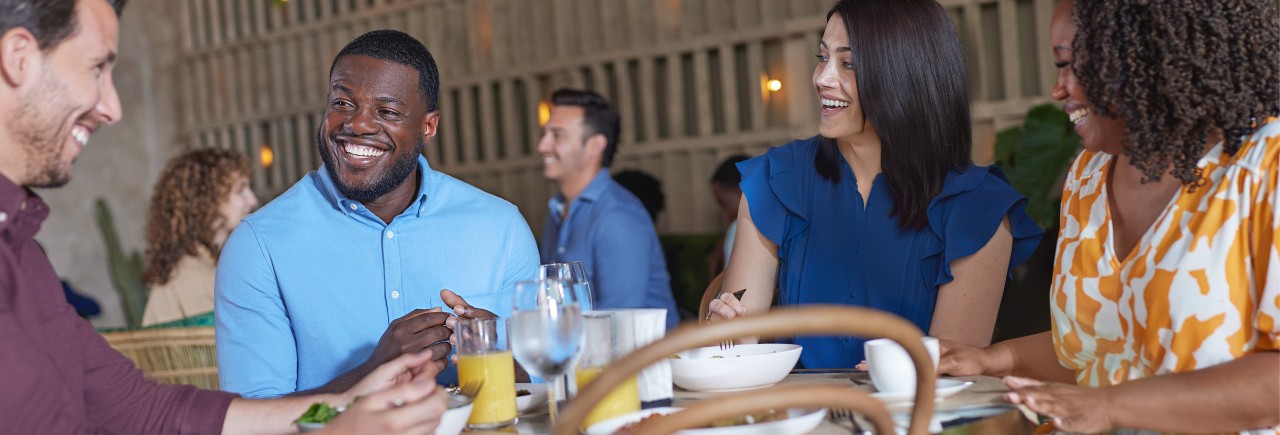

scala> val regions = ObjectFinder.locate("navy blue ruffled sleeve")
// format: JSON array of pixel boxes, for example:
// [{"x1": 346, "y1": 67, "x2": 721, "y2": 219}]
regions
[
  {"x1": 736, "y1": 138, "x2": 818, "y2": 246},
  {"x1": 925, "y1": 166, "x2": 1043, "y2": 287}
]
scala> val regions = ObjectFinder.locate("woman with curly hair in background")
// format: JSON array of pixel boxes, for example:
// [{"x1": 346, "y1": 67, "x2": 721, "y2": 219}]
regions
[
  {"x1": 938, "y1": 0, "x2": 1279, "y2": 432},
  {"x1": 141, "y1": 148, "x2": 257, "y2": 327}
]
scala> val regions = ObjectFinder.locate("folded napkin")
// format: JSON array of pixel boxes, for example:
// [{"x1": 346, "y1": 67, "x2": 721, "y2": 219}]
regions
[{"x1": 594, "y1": 309, "x2": 673, "y2": 404}]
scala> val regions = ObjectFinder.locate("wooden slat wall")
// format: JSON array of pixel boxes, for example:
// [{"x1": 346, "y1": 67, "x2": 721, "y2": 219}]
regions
[{"x1": 178, "y1": 0, "x2": 1056, "y2": 235}]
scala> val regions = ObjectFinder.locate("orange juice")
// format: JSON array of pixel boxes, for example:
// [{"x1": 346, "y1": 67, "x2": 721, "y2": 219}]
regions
[
  {"x1": 457, "y1": 351, "x2": 517, "y2": 427},
  {"x1": 575, "y1": 366, "x2": 640, "y2": 428}
]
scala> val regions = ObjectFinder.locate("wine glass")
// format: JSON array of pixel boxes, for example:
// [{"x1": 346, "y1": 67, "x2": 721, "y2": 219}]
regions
[
  {"x1": 509, "y1": 278, "x2": 584, "y2": 425},
  {"x1": 538, "y1": 262, "x2": 593, "y2": 312}
]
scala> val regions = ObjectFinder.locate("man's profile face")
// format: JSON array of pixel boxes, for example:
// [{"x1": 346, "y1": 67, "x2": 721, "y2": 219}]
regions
[
  {"x1": 317, "y1": 54, "x2": 437, "y2": 203},
  {"x1": 6, "y1": 0, "x2": 122, "y2": 187},
  {"x1": 536, "y1": 105, "x2": 595, "y2": 183}
]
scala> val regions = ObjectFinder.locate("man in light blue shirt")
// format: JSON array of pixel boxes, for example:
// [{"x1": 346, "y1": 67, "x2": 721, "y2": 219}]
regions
[
  {"x1": 216, "y1": 30, "x2": 538, "y2": 398},
  {"x1": 537, "y1": 89, "x2": 678, "y2": 330}
]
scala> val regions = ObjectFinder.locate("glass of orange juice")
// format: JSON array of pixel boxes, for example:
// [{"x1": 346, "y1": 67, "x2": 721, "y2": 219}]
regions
[
  {"x1": 576, "y1": 312, "x2": 640, "y2": 428},
  {"x1": 456, "y1": 317, "x2": 517, "y2": 429}
]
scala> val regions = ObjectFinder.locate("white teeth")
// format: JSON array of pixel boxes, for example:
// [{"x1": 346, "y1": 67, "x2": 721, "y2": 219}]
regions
[
  {"x1": 821, "y1": 98, "x2": 850, "y2": 108},
  {"x1": 1069, "y1": 108, "x2": 1089, "y2": 124},
  {"x1": 71, "y1": 125, "x2": 89, "y2": 147},
  {"x1": 343, "y1": 142, "x2": 386, "y2": 157},
  {"x1": 543, "y1": 156, "x2": 556, "y2": 165}
]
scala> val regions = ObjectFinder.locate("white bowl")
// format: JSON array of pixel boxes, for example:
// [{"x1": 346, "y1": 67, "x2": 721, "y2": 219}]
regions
[
  {"x1": 296, "y1": 422, "x2": 326, "y2": 433},
  {"x1": 434, "y1": 402, "x2": 472, "y2": 435},
  {"x1": 585, "y1": 406, "x2": 826, "y2": 435},
  {"x1": 669, "y1": 344, "x2": 802, "y2": 392},
  {"x1": 515, "y1": 383, "x2": 548, "y2": 414}
]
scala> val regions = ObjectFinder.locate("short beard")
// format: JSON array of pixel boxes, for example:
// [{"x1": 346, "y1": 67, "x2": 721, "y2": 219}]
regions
[
  {"x1": 8, "y1": 75, "x2": 75, "y2": 188},
  {"x1": 317, "y1": 129, "x2": 424, "y2": 203}
]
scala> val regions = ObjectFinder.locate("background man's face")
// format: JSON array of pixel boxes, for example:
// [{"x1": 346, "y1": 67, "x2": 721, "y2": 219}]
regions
[
  {"x1": 317, "y1": 54, "x2": 435, "y2": 202},
  {"x1": 537, "y1": 105, "x2": 595, "y2": 183},
  {"x1": 6, "y1": 0, "x2": 122, "y2": 187}
]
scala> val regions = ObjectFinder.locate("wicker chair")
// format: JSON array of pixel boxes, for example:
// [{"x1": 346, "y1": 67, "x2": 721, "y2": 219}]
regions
[
  {"x1": 100, "y1": 326, "x2": 219, "y2": 389},
  {"x1": 555, "y1": 305, "x2": 938, "y2": 435}
]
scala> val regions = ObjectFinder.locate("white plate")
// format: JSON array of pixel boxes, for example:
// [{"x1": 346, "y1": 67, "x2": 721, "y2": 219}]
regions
[
  {"x1": 584, "y1": 406, "x2": 826, "y2": 435},
  {"x1": 669, "y1": 344, "x2": 802, "y2": 392},
  {"x1": 869, "y1": 378, "x2": 972, "y2": 404},
  {"x1": 515, "y1": 383, "x2": 548, "y2": 414}
]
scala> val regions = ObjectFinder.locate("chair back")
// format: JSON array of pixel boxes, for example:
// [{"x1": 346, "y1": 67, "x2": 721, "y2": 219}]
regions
[
  {"x1": 554, "y1": 305, "x2": 937, "y2": 435},
  {"x1": 100, "y1": 326, "x2": 218, "y2": 389}
]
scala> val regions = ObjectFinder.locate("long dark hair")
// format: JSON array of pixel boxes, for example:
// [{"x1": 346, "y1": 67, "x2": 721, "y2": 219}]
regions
[{"x1": 816, "y1": 0, "x2": 973, "y2": 230}]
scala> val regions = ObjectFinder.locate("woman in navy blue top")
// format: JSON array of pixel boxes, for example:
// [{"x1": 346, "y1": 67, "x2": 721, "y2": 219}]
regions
[{"x1": 707, "y1": 0, "x2": 1043, "y2": 369}]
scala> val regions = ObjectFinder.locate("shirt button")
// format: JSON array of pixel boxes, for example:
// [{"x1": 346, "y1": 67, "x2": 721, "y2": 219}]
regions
[
  {"x1": 349, "y1": 203, "x2": 358, "y2": 211},
  {"x1": 19, "y1": 202, "x2": 26, "y2": 211},
  {"x1": 0, "y1": 212, "x2": 7, "y2": 222},
  {"x1": 386, "y1": 230, "x2": 394, "y2": 239},
  {"x1": 391, "y1": 290, "x2": 400, "y2": 299},
  {"x1": 558, "y1": 246, "x2": 565, "y2": 254}
]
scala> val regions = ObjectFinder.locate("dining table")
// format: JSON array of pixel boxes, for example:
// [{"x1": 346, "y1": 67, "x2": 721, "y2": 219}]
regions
[{"x1": 468, "y1": 369, "x2": 1037, "y2": 434}]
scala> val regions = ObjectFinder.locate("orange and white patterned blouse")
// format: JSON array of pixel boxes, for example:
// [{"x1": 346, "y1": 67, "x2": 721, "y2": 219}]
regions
[{"x1": 1050, "y1": 118, "x2": 1280, "y2": 398}]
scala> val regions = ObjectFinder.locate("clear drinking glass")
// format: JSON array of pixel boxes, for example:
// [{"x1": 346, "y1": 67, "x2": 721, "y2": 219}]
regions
[
  {"x1": 455, "y1": 317, "x2": 517, "y2": 429},
  {"x1": 509, "y1": 278, "x2": 584, "y2": 425},
  {"x1": 538, "y1": 262, "x2": 593, "y2": 312},
  {"x1": 575, "y1": 312, "x2": 640, "y2": 428}
]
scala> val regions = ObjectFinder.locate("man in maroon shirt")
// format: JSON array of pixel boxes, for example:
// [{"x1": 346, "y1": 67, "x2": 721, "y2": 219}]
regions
[{"x1": 0, "y1": 0, "x2": 449, "y2": 433}]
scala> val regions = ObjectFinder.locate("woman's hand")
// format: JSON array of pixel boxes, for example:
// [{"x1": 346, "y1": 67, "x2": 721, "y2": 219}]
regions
[
  {"x1": 343, "y1": 350, "x2": 440, "y2": 405},
  {"x1": 706, "y1": 291, "x2": 747, "y2": 322},
  {"x1": 937, "y1": 338, "x2": 1000, "y2": 377},
  {"x1": 319, "y1": 379, "x2": 448, "y2": 435},
  {"x1": 1004, "y1": 376, "x2": 1115, "y2": 434}
]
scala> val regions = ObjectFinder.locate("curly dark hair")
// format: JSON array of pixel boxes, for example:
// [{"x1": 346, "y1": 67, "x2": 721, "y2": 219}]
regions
[
  {"x1": 143, "y1": 148, "x2": 252, "y2": 286},
  {"x1": 1073, "y1": 0, "x2": 1280, "y2": 185}
]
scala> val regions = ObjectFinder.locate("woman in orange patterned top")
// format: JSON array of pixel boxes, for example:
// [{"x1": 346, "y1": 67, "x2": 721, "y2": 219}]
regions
[{"x1": 937, "y1": 0, "x2": 1279, "y2": 433}]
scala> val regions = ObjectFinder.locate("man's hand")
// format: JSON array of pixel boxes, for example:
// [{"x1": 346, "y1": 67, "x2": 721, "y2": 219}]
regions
[
  {"x1": 1003, "y1": 376, "x2": 1115, "y2": 434},
  {"x1": 367, "y1": 308, "x2": 453, "y2": 376},
  {"x1": 439, "y1": 289, "x2": 529, "y2": 382}
]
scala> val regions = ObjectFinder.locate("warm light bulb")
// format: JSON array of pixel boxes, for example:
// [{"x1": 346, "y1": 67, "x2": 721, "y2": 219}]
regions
[
  {"x1": 767, "y1": 79, "x2": 782, "y2": 92},
  {"x1": 260, "y1": 144, "x2": 274, "y2": 168},
  {"x1": 538, "y1": 101, "x2": 551, "y2": 126}
]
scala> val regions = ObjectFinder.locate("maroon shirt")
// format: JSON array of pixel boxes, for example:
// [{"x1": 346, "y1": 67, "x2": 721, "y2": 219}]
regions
[{"x1": 0, "y1": 175, "x2": 236, "y2": 434}]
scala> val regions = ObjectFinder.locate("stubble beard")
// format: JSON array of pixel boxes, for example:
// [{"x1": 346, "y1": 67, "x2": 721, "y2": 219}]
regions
[{"x1": 316, "y1": 128, "x2": 425, "y2": 203}]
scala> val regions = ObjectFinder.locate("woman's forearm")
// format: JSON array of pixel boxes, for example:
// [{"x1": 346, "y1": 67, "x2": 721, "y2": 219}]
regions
[
  {"x1": 1104, "y1": 351, "x2": 1279, "y2": 432},
  {"x1": 992, "y1": 331, "x2": 1077, "y2": 383}
]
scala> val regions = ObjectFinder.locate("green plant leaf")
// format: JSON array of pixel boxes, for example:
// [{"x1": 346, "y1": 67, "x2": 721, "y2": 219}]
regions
[{"x1": 992, "y1": 104, "x2": 1081, "y2": 229}]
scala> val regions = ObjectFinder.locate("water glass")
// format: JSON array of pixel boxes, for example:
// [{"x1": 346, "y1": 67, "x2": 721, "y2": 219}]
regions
[
  {"x1": 509, "y1": 278, "x2": 584, "y2": 425},
  {"x1": 455, "y1": 317, "x2": 517, "y2": 429},
  {"x1": 538, "y1": 262, "x2": 593, "y2": 312},
  {"x1": 575, "y1": 312, "x2": 640, "y2": 428}
]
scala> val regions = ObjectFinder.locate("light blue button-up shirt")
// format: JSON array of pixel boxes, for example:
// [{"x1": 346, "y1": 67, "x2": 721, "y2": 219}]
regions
[
  {"x1": 541, "y1": 169, "x2": 678, "y2": 329},
  {"x1": 216, "y1": 155, "x2": 538, "y2": 398}
]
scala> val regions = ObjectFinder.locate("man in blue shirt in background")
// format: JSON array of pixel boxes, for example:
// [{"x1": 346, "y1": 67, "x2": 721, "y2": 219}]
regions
[
  {"x1": 216, "y1": 30, "x2": 538, "y2": 398},
  {"x1": 537, "y1": 89, "x2": 678, "y2": 329}
]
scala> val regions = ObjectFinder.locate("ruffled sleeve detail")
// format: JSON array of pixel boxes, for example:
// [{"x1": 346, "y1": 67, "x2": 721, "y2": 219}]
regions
[
  {"x1": 925, "y1": 165, "x2": 1044, "y2": 287},
  {"x1": 736, "y1": 137, "x2": 819, "y2": 246}
]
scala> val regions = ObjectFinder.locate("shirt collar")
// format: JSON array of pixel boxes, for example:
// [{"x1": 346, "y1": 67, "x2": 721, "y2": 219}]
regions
[
  {"x1": 0, "y1": 174, "x2": 49, "y2": 242},
  {"x1": 548, "y1": 169, "x2": 612, "y2": 223},
  {"x1": 317, "y1": 155, "x2": 434, "y2": 218}
]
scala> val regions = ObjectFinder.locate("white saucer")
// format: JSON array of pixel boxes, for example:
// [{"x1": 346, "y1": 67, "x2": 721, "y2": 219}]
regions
[{"x1": 870, "y1": 378, "x2": 972, "y2": 404}]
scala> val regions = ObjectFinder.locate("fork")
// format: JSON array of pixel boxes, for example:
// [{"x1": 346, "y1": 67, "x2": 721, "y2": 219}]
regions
[
  {"x1": 457, "y1": 380, "x2": 484, "y2": 402},
  {"x1": 719, "y1": 289, "x2": 748, "y2": 350},
  {"x1": 826, "y1": 408, "x2": 866, "y2": 434}
]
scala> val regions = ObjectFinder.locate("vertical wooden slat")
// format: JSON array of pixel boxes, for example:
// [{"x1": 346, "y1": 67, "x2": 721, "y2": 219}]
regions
[
  {"x1": 614, "y1": 60, "x2": 637, "y2": 145},
  {"x1": 964, "y1": 1, "x2": 989, "y2": 101},
  {"x1": 270, "y1": 41, "x2": 287, "y2": 112},
  {"x1": 745, "y1": 41, "x2": 766, "y2": 132},
  {"x1": 692, "y1": 50, "x2": 714, "y2": 137},
  {"x1": 459, "y1": 86, "x2": 480, "y2": 165},
  {"x1": 524, "y1": 75, "x2": 543, "y2": 153},
  {"x1": 1034, "y1": 0, "x2": 1057, "y2": 96},
  {"x1": 638, "y1": 57, "x2": 660, "y2": 144},
  {"x1": 998, "y1": 0, "x2": 1022, "y2": 101},
  {"x1": 478, "y1": 83, "x2": 499, "y2": 162},
  {"x1": 664, "y1": 53, "x2": 686, "y2": 138},
  {"x1": 718, "y1": 43, "x2": 740, "y2": 134},
  {"x1": 498, "y1": 80, "x2": 522, "y2": 158},
  {"x1": 180, "y1": 0, "x2": 195, "y2": 51}
]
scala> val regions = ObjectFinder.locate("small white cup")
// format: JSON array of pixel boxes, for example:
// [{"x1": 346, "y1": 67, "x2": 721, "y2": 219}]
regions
[{"x1": 864, "y1": 337, "x2": 940, "y2": 394}]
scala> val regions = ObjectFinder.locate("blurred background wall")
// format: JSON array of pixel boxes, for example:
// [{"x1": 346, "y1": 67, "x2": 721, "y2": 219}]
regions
[{"x1": 40, "y1": 0, "x2": 1061, "y2": 327}]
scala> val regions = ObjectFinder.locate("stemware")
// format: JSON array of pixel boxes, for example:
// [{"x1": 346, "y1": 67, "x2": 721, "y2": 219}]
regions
[
  {"x1": 509, "y1": 278, "x2": 584, "y2": 425},
  {"x1": 538, "y1": 262, "x2": 593, "y2": 312}
]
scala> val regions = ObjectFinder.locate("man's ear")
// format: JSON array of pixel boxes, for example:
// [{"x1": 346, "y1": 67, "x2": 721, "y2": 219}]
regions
[
  {"x1": 0, "y1": 28, "x2": 39, "y2": 88},
  {"x1": 421, "y1": 110, "x2": 441, "y2": 140},
  {"x1": 585, "y1": 133, "x2": 607, "y2": 162}
]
